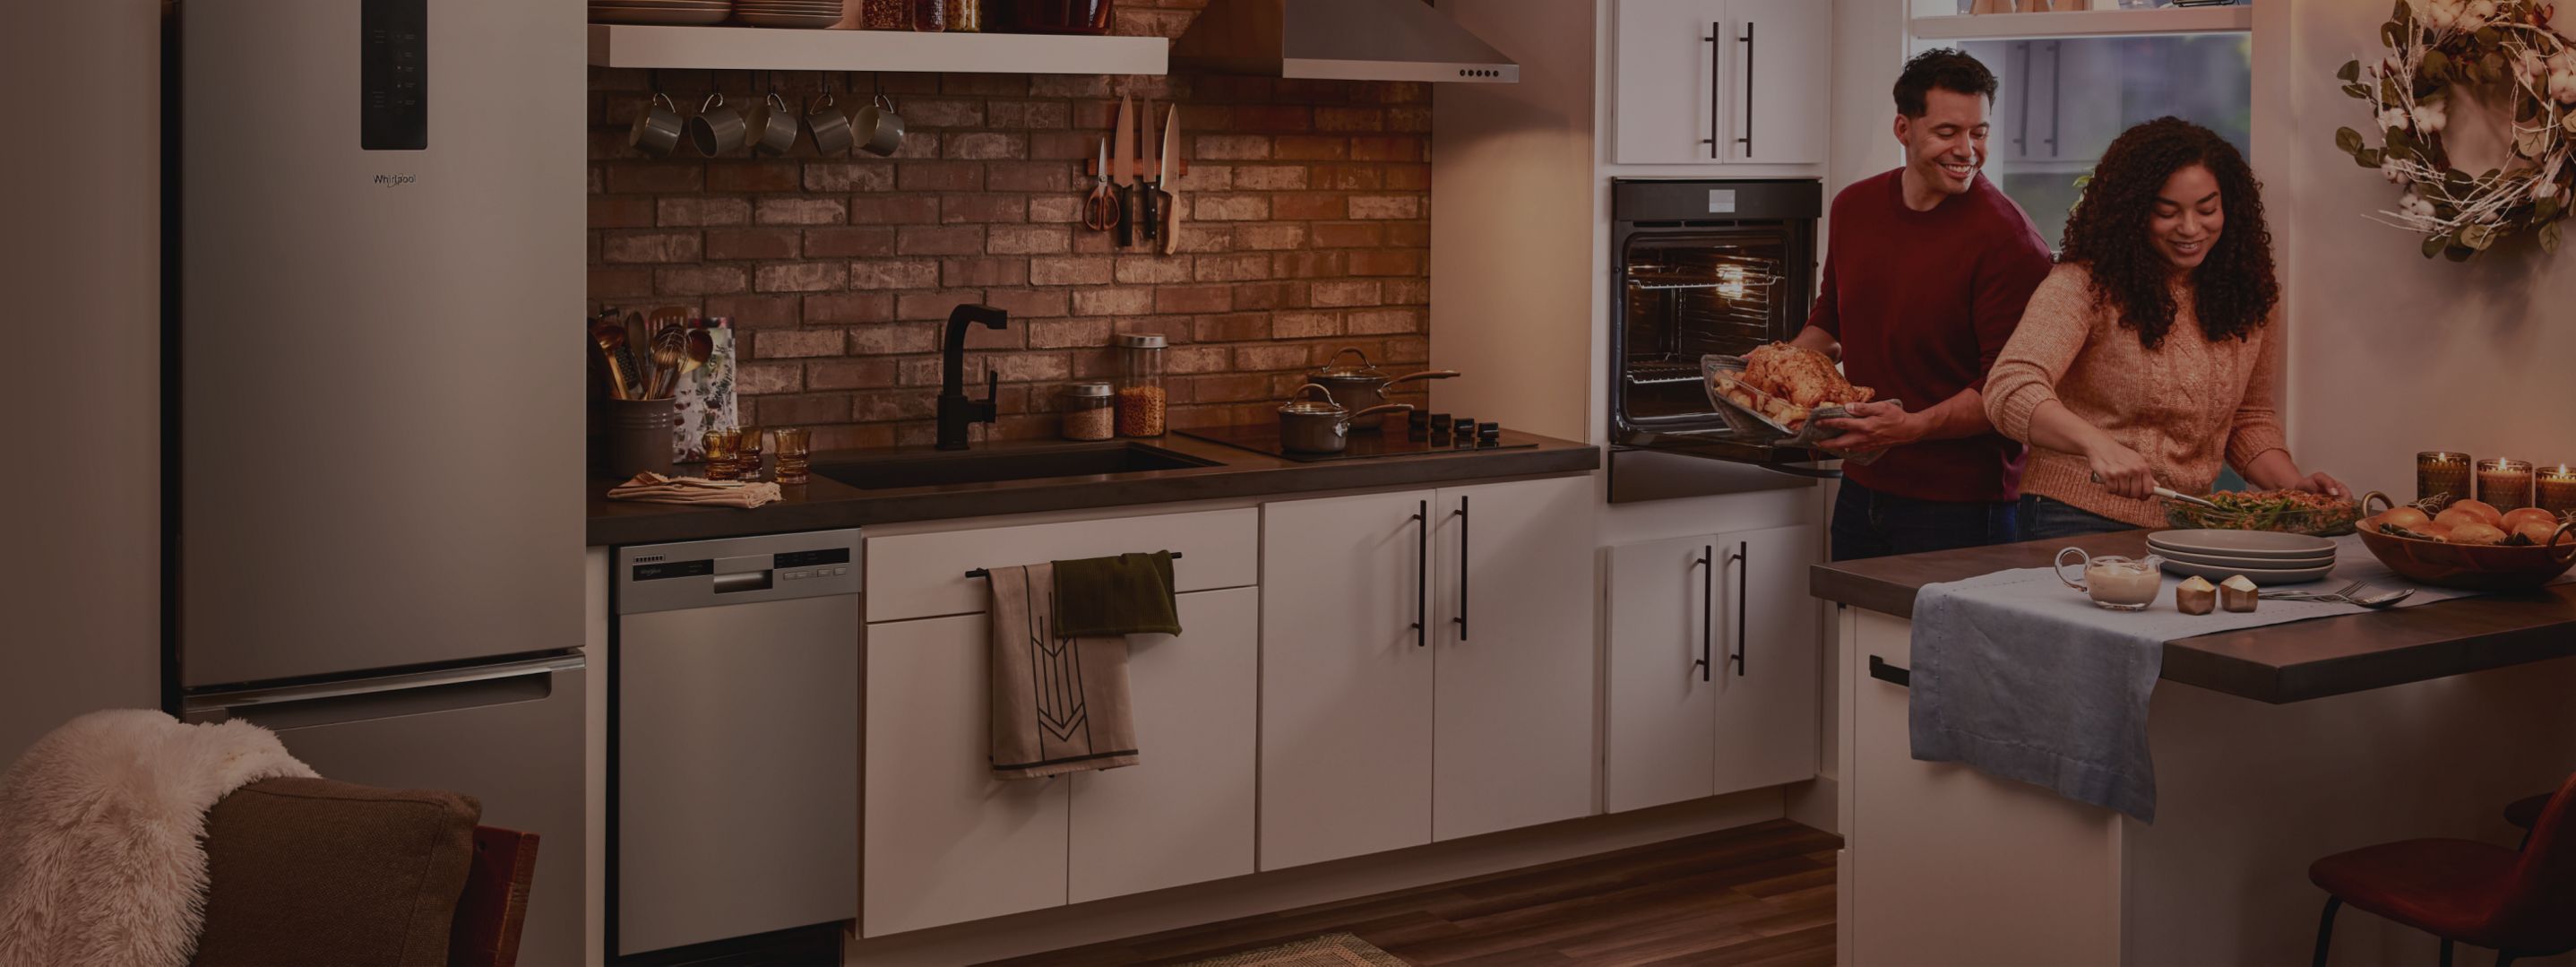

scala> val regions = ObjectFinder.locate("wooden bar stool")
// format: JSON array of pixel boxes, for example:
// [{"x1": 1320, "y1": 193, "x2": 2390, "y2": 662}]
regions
[{"x1": 2307, "y1": 772, "x2": 2576, "y2": 967}]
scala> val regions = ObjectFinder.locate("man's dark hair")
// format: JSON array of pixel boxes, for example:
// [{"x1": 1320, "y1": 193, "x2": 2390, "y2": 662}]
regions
[{"x1": 1893, "y1": 48, "x2": 1997, "y2": 118}]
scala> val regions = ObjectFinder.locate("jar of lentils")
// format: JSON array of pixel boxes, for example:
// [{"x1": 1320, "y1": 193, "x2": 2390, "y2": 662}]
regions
[
  {"x1": 1061, "y1": 381, "x2": 1116, "y2": 441},
  {"x1": 1114, "y1": 332, "x2": 1167, "y2": 437}
]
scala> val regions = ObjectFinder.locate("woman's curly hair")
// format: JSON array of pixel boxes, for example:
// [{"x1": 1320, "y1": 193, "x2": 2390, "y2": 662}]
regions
[{"x1": 2060, "y1": 117, "x2": 2277, "y2": 350}]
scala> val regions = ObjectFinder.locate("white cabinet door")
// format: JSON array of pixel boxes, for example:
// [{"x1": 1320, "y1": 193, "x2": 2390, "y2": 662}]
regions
[
  {"x1": 1069, "y1": 588, "x2": 1259, "y2": 903},
  {"x1": 1726, "y1": 0, "x2": 1832, "y2": 164},
  {"x1": 1612, "y1": 0, "x2": 1730, "y2": 164},
  {"x1": 862, "y1": 613, "x2": 1068, "y2": 937},
  {"x1": 1604, "y1": 534, "x2": 1720, "y2": 814},
  {"x1": 1710, "y1": 522, "x2": 1822, "y2": 794},
  {"x1": 1259, "y1": 490, "x2": 1438, "y2": 870},
  {"x1": 1431, "y1": 477, "x2": 1599, "y2": 841}
]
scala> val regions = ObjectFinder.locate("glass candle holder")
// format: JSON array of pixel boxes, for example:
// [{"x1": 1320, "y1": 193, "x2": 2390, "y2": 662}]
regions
[
  {"x1": 772, "y1": 427, "x2": 812, "y2": 485},
  {"x1": 735, "y1": 425, "x2": 766, "y2": 481},
  {"x1": 2417, "y1": 452, "x2": 2474, "y2": 510},
  {"x1": 702, "y1": 428, "x2": 742, "y2": 481},
  {"x1": 2477, "y1": 458, "x2": 2535, "y2": 511},
  {"x1": 2537, "y1": 464, "x2": 2576, "y2": 518}
]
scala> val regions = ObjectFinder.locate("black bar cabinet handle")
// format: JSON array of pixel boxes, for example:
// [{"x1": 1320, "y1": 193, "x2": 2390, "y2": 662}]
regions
[
  {"x1": 1413, "y1": 501, "x2": 1427, "y2": 648},
  {"x1": 2044, "y1": 40, "x2": 2063, "y2": 155},
  {"x1": 1729, "y1": 541, "x2": 1748, "y2": 677},
  {"x1": 1736, "y1": 22, "x2": 1755, "y2": 155},
  {"x1": 1693, "y1": 546, "x2": 1713, "y2": 682},
  {"x1": 1703, "y1": 23, "x2": 1720, "y2": 157},
  {"x1": 1869, "y1": 655, "x2": 1909, "y2": 688},
  {"x1": 1452, "y1": 496, "x2": 1469, "y2": 641},
  {"x1": 2013, "y1": 42, "x2": 2031, "y2": 154}
]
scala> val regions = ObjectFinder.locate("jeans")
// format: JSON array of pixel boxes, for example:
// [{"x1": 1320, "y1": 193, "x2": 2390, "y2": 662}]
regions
[
  {"x1": 1830, "y1": 479, "x2": 2019, "y2": 562},
  {"x1": 2018, "y1": 494, "x2": 2137, "y2": 542}
]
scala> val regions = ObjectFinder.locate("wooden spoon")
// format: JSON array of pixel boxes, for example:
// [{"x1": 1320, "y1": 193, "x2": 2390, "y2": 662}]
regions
[{"x1": 590, "y1": 324, "x2": 633, "y2": 401}]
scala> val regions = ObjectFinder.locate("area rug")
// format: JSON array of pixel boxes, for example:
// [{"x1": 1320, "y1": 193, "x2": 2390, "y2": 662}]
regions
[{"x1": 1176, "y1": 932, "x2": 1409, "y2": 967}]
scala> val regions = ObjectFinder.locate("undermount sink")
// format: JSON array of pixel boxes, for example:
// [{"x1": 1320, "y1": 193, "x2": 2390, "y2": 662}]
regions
[{"x1": 812, "y1": 442, "x2": 1222, "y2": 491}]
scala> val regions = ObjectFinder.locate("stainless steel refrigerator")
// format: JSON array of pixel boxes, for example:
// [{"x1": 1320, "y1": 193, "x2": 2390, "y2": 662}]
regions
[{"x1": 169, "y1": 2, "x2": 586, "y2": 964}]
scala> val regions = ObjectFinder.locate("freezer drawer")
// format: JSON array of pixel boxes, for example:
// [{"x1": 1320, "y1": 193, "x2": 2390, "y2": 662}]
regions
[
  {"x1": 616, "y1": 593, "x2": 860, "y2": 955},
  {"x1": 184, "y1": 654, "x2": 586, "y2": 967}
]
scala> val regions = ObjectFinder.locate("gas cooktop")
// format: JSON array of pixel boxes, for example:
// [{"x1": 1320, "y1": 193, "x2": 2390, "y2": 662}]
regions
[{"x1": 1177, "y1": 423, "x2": 1538, "y2": 463}]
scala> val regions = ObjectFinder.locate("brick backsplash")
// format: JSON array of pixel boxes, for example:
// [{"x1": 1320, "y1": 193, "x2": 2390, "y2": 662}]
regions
[{"x1": 587, "y1": 12, "x2": 1432, "y2": 450}]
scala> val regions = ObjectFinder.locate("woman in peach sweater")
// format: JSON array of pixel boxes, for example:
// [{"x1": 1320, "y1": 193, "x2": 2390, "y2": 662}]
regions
[{"x1": 1985, "y1": 117, "x2": 2346, "y2": 540}]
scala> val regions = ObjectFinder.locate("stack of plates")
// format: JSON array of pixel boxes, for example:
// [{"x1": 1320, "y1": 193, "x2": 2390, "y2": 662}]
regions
[
  {"x1": 590, "y1": 0, "x2": 733, "y2": 26},
  {"x1": 2147, "y1": 530, "x2": 2339, "y2": 586},
  {"x1": 734, "y1": 0, "x2": 842, "y2": 28}
]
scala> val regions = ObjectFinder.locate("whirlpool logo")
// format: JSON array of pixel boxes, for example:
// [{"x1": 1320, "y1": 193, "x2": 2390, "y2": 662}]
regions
[{"x1": 372, "y1": 173, "x2": 418, "y2": 187}]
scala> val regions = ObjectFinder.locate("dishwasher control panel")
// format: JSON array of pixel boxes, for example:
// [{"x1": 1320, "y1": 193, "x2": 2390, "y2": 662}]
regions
[{"x1": 616, "y1": 530, "x2": 862, "y2": 615}]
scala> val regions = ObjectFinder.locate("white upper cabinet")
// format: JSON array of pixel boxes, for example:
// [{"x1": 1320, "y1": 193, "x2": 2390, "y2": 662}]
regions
[{"x1": 1611, "y1": 0, "x2": 1831, "y2": 166}]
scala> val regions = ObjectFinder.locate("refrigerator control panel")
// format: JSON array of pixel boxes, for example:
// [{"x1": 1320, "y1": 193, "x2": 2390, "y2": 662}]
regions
[{"x1": 361, "y1": 0, "x2": 428, "y2": 151}]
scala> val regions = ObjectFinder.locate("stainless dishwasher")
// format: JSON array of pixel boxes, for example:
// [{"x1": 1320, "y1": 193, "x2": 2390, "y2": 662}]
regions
[{"x1": 614, "y1": 530, "x2": 862, "y2": 956}]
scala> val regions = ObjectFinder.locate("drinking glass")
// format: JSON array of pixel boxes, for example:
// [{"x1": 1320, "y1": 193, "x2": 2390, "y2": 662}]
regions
[
  {"x1": 702, "y1": 428, "x2": 741, "y2": 481},
  {"x1": 773, "y1": 427, "x2": 813, "y2": 485}
]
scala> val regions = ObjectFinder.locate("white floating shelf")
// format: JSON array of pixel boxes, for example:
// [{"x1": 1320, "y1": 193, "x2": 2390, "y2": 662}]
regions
[
  {"x1": 1910, "y1": 6, "x2": 2253, "y2": 40},
  {"x1": 587, "y1": 23, "x2": 1168, "y2": 74}
]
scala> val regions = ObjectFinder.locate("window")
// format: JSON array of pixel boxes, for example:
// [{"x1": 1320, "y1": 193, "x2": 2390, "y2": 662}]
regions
[{"x1": 1949, "y1": 34, "x2": 2253, "y2": 248}]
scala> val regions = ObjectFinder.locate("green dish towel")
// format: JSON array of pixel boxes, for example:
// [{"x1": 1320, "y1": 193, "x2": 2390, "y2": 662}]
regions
[{"x1": 1051, "y1": 551, "x2": 1182, "y2": 637}]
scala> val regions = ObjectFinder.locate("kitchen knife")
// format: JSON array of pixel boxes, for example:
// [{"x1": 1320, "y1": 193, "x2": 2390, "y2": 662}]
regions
[
  {"x1": 1111, "y1": 95, "x2": 1135, "y2": 248},
  {"x1": 1158, "y1": 104, "x2": 1181, "y2": 255},
  {"x1": 1136, "y1": 99, "x2": 1159, "y2": 245}
]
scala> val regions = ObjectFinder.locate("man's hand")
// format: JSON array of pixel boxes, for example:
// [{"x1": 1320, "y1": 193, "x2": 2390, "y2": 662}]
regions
[{"x1": 1813, "y1": 400, "x2": 1921, "y2": 453}]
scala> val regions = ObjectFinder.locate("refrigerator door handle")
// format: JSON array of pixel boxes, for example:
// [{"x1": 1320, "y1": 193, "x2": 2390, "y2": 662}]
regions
[{"x1": 185, "y1": 653, "x2": 584, "y2": 725}]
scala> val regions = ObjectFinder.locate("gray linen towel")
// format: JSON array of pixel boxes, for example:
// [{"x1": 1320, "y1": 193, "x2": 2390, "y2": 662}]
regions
[
  {"x1": 1907, "y1": 538, "x2": 2511, "y2": 822},
  {"x1": 986, "y1": 562, "x2": 1140, "y2": 780}
]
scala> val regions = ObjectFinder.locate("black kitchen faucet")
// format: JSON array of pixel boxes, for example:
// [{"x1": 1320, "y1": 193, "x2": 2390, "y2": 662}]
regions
[{"x1": 936, "y1": 303, "x2": 1009, "y2": 451}]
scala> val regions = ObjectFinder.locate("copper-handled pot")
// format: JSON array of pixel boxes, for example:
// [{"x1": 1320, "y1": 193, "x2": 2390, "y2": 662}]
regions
[
  {"x1": 1307, "y1": 349, "x2": 1458, "y2": 426},
  {"x1": 1279, "y1": 384, "x2": 1413, "y2": 454}
]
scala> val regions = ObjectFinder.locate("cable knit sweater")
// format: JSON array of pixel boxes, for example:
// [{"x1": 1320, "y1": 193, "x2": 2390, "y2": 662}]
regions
[{"x1": 1983, "y1": 263, "x2": 2289, "y2": 527}]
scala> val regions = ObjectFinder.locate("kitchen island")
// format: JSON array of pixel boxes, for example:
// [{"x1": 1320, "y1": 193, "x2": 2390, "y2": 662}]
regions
[{"x1": 1814, "y1": 531, "x2": 2576, "y2": 966}]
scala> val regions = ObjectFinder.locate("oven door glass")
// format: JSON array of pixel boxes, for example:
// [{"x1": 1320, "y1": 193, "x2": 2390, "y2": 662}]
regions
[{"x1": 1619, "y1": 230, "x2": 1795, "y2": 427}]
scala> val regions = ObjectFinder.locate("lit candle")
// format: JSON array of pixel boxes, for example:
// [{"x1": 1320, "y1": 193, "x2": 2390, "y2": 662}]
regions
[
  {"x1": 2477, "y1": 458, "x2": 2535, "y2": 512},
  {"x1": 2537, "y1": 464, "x2": 2576, "y2": 518},
  {"x1": 2417, "y1": 452, "x2": 2473, "y2": 510}
]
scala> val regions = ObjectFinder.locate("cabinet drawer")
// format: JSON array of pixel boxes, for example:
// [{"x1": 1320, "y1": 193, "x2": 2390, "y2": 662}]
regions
[{"x1": 864, "y1": 507, "x2": 1258, "y2": 624}]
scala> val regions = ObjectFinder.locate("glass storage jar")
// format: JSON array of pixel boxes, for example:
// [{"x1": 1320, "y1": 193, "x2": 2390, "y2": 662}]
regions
[
  {"x1": 859, "y1": 0, "x2": 909, "y2": 29},
  {"x1": 911, "y1": 0, "x2": 947, "y2": 30},
  {"x1": 944, "y1": 0, "x2": 985, "y2": 31},
  {"x1": 1062, "y1": 381, "x2": 1116, "y2": 441},
  {"x1": 1114, "y1": 332, "x2": 1167, "y2": 437}
]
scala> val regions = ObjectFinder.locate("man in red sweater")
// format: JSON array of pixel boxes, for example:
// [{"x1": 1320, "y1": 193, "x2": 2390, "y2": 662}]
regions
[{"x1": 1797, "y1": 48, "x2": 2055, "y2": 561}]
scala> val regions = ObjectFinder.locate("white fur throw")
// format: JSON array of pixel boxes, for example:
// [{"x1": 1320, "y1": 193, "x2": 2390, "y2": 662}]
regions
[{"x1": 0, "y1": 709, "x2": 315, "y2": 967}]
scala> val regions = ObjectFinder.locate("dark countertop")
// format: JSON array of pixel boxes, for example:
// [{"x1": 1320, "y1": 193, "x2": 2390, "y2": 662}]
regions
[
  {"x1": 589, "y1": 429, "x2": 1598, "y2": 547},
  {"x1": 1812, "y1": 531, "x2": 2576, "y2": 704}
]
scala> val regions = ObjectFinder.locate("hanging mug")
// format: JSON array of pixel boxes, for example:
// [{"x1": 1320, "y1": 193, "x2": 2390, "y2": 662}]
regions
[
  {"x1": 853, "y1": 93, "x2": 906, "y2": 157},
  {"x1": 628, "y1": 92, "x2": 684, "y2": 158},
  {"x1": 687, "y1": 92, "x2": 748, "y2": 156},
  {"x1": 806, "y1": 92, "x2": 855, "y2": 156},
  {"x1": 747, "y1": 92, "x2": 799, "y2": 157}
]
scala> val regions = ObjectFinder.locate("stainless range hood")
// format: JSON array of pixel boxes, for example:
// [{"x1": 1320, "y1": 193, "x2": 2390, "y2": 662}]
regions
[{"x1": 1173, "y1": 0, "x2": 1520, "y2": 83}]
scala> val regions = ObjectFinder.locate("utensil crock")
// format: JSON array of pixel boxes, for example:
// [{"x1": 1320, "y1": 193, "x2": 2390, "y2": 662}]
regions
[{"x1": 607, "y1": 398, "x2": 676, "y2": 476}]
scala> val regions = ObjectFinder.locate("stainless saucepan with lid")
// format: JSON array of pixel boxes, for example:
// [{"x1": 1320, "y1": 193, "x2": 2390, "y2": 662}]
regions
[
  {"x1": 1306, "y1": 349, "x2": 1458, "y2": 426},
  {"x1": 1279, "y1": 384, "x2": 1414, "y2": 454}
]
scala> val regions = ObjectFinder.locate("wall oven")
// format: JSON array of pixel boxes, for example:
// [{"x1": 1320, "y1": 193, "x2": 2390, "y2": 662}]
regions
[{"x1": 1608, "y1": 178, "x2": 1832, "y2": 503}]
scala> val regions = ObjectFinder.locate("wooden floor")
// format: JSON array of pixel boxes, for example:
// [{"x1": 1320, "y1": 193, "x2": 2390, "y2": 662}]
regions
[{"x1": 990, "y1": 819, "x2": 1841, "y2": 967}]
